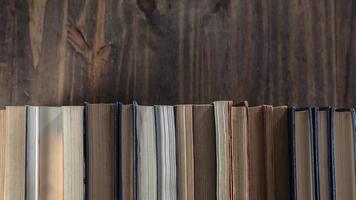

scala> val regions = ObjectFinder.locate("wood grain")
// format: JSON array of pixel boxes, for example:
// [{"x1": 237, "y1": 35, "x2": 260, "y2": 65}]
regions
[{"x1": 0, "y1": 0, "x2": 354, "y2": 106}]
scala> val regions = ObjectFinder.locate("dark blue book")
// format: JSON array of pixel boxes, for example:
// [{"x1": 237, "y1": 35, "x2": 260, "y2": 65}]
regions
[
  {"x1": 288, "y1": 107, "x2": 317, "y2": 200},
  {"x1": 331, "y1": 108, "x2": 356, "y2": 199},
  {"x1": 314, "y1": 108, "x2": 334, "y2": 200}
]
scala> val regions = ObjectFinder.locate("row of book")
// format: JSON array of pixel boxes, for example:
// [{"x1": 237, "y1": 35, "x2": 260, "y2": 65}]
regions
[{"x1": 0, "y1": 101, "x2": 355, "y2": 200}]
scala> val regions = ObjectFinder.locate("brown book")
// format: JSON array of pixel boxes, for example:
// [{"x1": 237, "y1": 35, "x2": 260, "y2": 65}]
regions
[
  {"x1": 0, "y1": 110, "x2": 6, "y2": 200},
  {"x1": 290, "y1": 108, "x2": 315, "y2": 200},
  {"x1": 333, "y1": 109, "x2": 356, "y2": 199},
  {"x1": 232, "y1": 106, "x2": 248, "y2": 200},
  {"x1": 176, "y1": 105, "x2": 194, "y2": 200},
  {"x1": 193, "y1": 105, "x2": 216, "y2": 200},
  {"x1": 4, "y1": 106, "x2": 26, "y2": 200},
  {"x1": 120, "y1": 104, "x2": 134, "y2": 200},
  {"x1": 248, "y1": 106, "x2": 291, "y2": 200},
  {"x1": 265, "y1": 106, "x2": 290, "y2": 200},
  {"x1": 248, "y1": 106, "x2": 267, "y2": 200},
  {"x1": 86, "y1": 104, "x2": 116, "y2": 199},
  {"x1": 213, "y1": 101, "x2": 233, "y2": 200}
]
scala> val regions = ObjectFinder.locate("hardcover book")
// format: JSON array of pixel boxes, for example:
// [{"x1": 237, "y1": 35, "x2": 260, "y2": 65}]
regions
[
  {"x1": 26, "y1": 107, "x2": 64, "y2": 200},
  {"x1": 193, "y1": 105, "x2": 216, "y2": 200},
  {"x1": 85, "y1": 104, "x2": 116, "y2": 200},
  {"x1": 315, "y1": 108, "x2": 333, "y2": 200},
  {"x1": 213, "y1": 101, "x2": 234, "y2": 200},
  {"x1": 332, "y1": 109, "x2": 356, "y2": 199},
  {"x1": 155, "y1": 105, "x2": 177, "y2": 200},
  {"x1": 289, "y1": 107, "x2": 316, "y2": 200},
  {"x1": 134, "y1": 103, "x2": 157, "y2": 200},
  {"x1": 175, "y1": 105, "x2": 194, "y2": 200},
  {"x1": 268, "y1": 106, "x2": 290, "y2": 200},
  {"x1": 4, "y1": 106, "x2": 26, "y2": 200},
  {"x1": 248, "y1": 106, "x2": 268, "y2": 200},
  {"x1": 119, "y1": 103, "x2": 134, "y2": 200},
  {"x1": 232, "y1": 106, "x2": 248, "y2": 200}
]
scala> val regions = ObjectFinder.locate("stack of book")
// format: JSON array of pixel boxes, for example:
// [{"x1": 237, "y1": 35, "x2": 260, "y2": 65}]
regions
[{"x1": 0, "y1": 101, "x2": 355, "y2": 200}]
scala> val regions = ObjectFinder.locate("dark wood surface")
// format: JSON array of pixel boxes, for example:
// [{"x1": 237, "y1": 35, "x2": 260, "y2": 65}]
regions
[{"x1": 0, "y1": 0, "x2": 355, "y2": 106}]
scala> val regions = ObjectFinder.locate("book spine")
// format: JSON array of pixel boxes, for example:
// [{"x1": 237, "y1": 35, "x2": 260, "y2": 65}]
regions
[
  {"x1": 115, "y1": 102, "x2": 121, "y2": 200},
  {"x1": 288, "y1": 107, "x2": 296, "y2": 200},
  {"x1": 351, "y1": 108, "x2": 356, "y2": 192},
  {"x1": 312, "y1": 107, "x2": 319, "y2": 200},
  {"x1": 83, "y1": 102, "x2": 89, "y2": 200},
  {"x1": 132, "y1": 102, "x2": 138, "y2": 200},
  {"x1": 328, "y1": 108, "x2": 336, "y2": 200}
]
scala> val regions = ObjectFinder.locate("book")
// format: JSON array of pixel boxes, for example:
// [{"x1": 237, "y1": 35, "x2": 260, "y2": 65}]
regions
[
  {"x1": 175, "y1": 105, "x2": 194, "y2": 200},
  {"x1": 155, "y1": 105, "x2": 177, "y2": 200},
  {"x1": 332, "y1": 109, "x2": 356, "y2": 199},
  {"x1": 232, "y1": 106, "x2": 248, "y2": 200},
  {"x1": 0, "y1": 110, "x2": 6, "y2": 200},
  {"x1": 4, "y1": 106, "x2": 26, "y2": 200},
  {"x1": 213, "y1": 101, "x2": 233, "y2": 200},
  {"x1": 193, "y1": 105, "x2": 216, "y2": 200},
  {"x1": 289, "y1": 107, "x2": 316, "y2": 200},
  {"x1": 27, "y1": 106, "x2": 64, "y2": 200},
  {"x1": 267, "y1": 106, "x2": 290, "y2": 200},
  {"x1": 248, "y1": 106, "x2": 268, "y2": 200},
  {"x1": 315, "y1": 108, "x2": 333, "y2": 200},
  {"x1": 85, "y1": 104, "x2": 116, "y2": 199},
  {"x1": 63, "y1": 106, "x2": 84, "y2": 200},
  {"x1": 134, "y1": 103, "x2": 157, "y2": 200},
  {"x1": 2, "y1": 101, "x2": 356, "y2": 200},
  {"x1": 119, "y1": 104, "x2": 134, "y2": 200}
]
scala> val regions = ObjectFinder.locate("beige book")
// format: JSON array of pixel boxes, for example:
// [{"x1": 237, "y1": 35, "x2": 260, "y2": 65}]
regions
[
  {"x1": 86, "y1": 104, "x2": 116, "y2": 199},
  {"x1": 0, "y1": 110, "x2": 6, "y2": 200},
  {"x1": 175, "y1": 105, "x2": 194, "y2": 200},
  {"x1": 26, "y1": 106, "x2": 84, "y2": 200},
  {"x1": 120, "y1": 105, "x2": 134, "y2": 200},
  {"x1": 333, "y1": 110, "x2": 356, "y2": 199},
  {"x1": 193, "y1": 105, "x2": 216, "y2": 200},
  {"x1": 27, "y1": 107, "x2": 64, "y2": 200},
  {"x1": 63, "y1": 106, "x2": 84, "y2": 200},
  {"x1": 135, "y1": 104, "x2": 157, "y2": 200},
  {"x1": 4, "y1": 106, "x2": 26, "y2": 200},
  {"x1": 213, "y1": 101, "x2": 233, "y2": 200},
  {"x1": 232, "y1": 106, "x2": 248, "y2": 200}
]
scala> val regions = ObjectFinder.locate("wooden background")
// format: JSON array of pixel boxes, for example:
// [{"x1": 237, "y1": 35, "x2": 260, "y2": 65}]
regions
[{"x1": 0, "y1": 0, "x2": 355, "y2": 107}]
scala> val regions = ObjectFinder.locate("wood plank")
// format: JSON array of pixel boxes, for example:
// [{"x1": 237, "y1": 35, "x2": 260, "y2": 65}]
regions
[{"x1": 0, "y1": 0, "x2": 354, "y2": 106}]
